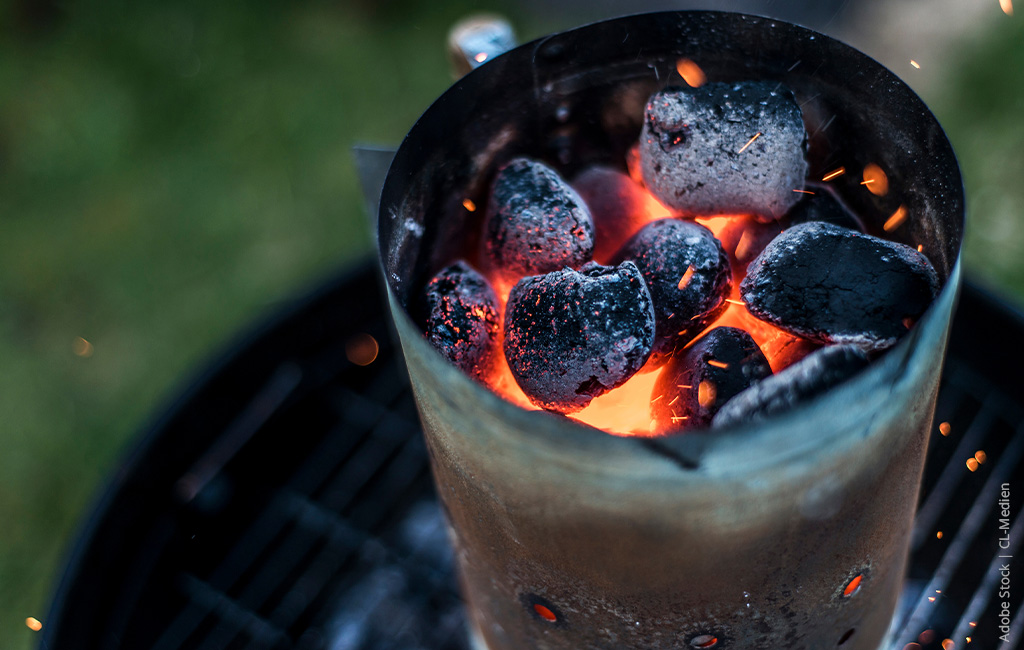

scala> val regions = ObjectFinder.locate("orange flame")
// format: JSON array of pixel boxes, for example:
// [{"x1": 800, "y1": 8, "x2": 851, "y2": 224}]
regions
[
  {"x1": 462, "y1": 198, "x2": 477, "y2": 212},
  {"x1": 1000, "y1": 0, "x2": 1013, "y2": 15}
]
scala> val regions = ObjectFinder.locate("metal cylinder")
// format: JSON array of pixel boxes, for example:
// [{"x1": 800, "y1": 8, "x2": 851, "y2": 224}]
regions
[{"x1": 378, "y1": 12, "x2": 964, "y2": 650}]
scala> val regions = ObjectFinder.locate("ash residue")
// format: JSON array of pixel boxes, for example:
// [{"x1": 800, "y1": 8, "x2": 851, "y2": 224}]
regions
[
  {"x1": 640, "y1": 82, "x2": 808, "y2": 220},
  {"x1": 503, "y1": 261, "x2": 655, "y2": 413},
  {"x1": 741, "y1": 221, "x2": 940, "y2": 350},
  {"x1": 712, "y1": 344, "x2": 870, "y2": 428},
  {"x1": 483, "y1": 157, "x2": 594, "y2": 278},
  {"x1": 651, "y1": 326, "x2": 772, "y2": 431},
  {"x1": 422, "y1": 260, "x2": 501, "y2": 381},
  {"x1": 612, "y1": 218, "x2": 731, "y2": 363}
]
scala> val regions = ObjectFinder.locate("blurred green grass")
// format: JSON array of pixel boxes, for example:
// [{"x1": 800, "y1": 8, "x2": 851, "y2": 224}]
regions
[
  {"x1": 0, "y1": 3, "x2": 1020, "y2": 650},
  {"x1": 932, "y1": 14, "x2": 1024, "y2": 299}
]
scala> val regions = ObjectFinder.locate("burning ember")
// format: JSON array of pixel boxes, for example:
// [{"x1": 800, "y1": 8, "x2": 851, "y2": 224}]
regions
[{"x1": 417, "y1": 77, "x2": 939, "y2": 437}]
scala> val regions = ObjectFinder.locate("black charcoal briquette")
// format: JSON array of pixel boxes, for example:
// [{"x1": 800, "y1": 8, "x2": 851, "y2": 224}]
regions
[
  {"x1": 651, "y1": 327, "x2": 772, "y2": 431},
  {"x1": 483, "y1": 157, "x2": 594, "y2": 280},
  {"x1": 422, "y1": 261, "x2": 501, "y2": 381},
  {"x1": 612, "y1": 218, "x2": 731, "y2": 362},
  {"x1": 504, "y1": 261, "x2": 655, "y2": 413},
  {"x1": 712, "y1": 344, "x2": 870, "y2": 428},
  {"x1": 741, "y1": 221, "x2": 940, "y2": 350},
  {"x1": 640, "y1": 82, "x2": 808, "y2": 220}
]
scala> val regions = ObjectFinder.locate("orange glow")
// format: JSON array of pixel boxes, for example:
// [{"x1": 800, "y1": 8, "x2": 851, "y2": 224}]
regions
[
  {"x1": 462, "y1": 198, "x2": 477, "y2": 212},
  {"x1": 966, "y1": 637, "x2": 972, "y2": 643},
  {"x1": 677, "y1": 265, "x2": 696, "y2": 290},
  {"x1": 911, "y1": 60, "x2": 921, "y2": 69},
  {"x1": 73, "y1": 336, "x2": 94, "y2": 357},
  {"x1": 793, "y1": 189, "x2": 816, "y2": 195},
  {"x1": 884, "y1": 205, "x2": 909, "y2": 232},
  {"x1": 533, "y1": 604, "x2": 557, "y2": 622},
  {"x1": 707, "y1": 360, "x2": 729, "y2": 369},
  {"x1": 843, "y1": 574, "x2": 862, "y2": 597},
  {"x1": 1001, "y1": 0, "x2": 1013, "y2": 15},
  {"x1": 691, "y1": 635, "x2": 718, "y2": 648},
  {"x1": 25, "y1": 618, "x2": 42, "y2": 632},
  {"x1": 697, "y1": 380, "x2": 717, "y2": 408},
  {"x1": 929, "y1": 596, "x2": 937, "y2": 602},
  {"x1": 695, "y1": 215, "x2": 746, "y2": 241},
  {"x1": 485, "y1": 198, "x2": 813, "y2": 436},
  {"x1": 936, "y1": 531, "x2": 943, "y2": 539},
  {"x1": 676, "y1": 58, "x2": 707, "y2": 88},
  {"x1": 735, "y1": 228, "x2": 756, "y2": 262},
  {"x1": 737, "y1": 132, "x2": 762, "y2": 154},
  {"x1": 862, "y1": 163, "x2": 890, "y2": 196},
  {"x1": 969, "y1": 622, "x2": 977, "y2": 627},
  {"x1": 345, "y1": 333, "x2": 379, "y2": 366},
  {"x1": 939, "y1": 421, "x2": 951, "y2": 436},
  {"x1": 966, "y1": 458, "x2": 980, "y2": 472},
  {"x1": 975, "y1": 450, "x2": 987, "y2": 464},
  {"x1": 571, "y1": 359, "x2": 662, "y2": 435},
  {"x1": 942, "y1": 640, "x2": 954, "y2": 650},
  {"x1": 917, "y1": 244, "x2": 924, "y2": 252},
  {"x1": 822, "y1": 167, "x2": 846, "y2": 182},
  {"x1": 705, "y1": 299, "x2": 814, "y2": 372},
  {"x1": 474, "y1": 52, "x2": 488, "y2": 63}
]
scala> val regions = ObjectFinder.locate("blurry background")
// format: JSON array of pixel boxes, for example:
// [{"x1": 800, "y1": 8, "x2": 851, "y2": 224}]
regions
[{"x1": 0, "y1": 1, "x2": 1020, "y2": 648}]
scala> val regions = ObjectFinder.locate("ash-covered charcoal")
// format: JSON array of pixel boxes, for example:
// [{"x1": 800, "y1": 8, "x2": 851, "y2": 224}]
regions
[
  {"x1": 640, "y1": 82, "x2": 808, "y2": 220},
  {"x1": 612, "y1": 218, "x2": 731, "y2": 362},
  {"x1": 504, "y1": 261, "x2": 655, "y2": 413},
  {"x1": 651, "y1": 327, "x2": 772, "y2": 431},
  {"x1": 712, "y1": 344, "x2": 870, "y2": 428},
  {"x1": 788, "y1": 183, "x2": 864, "y2": 231},
  {"x1": 572, "y1": 165, "x2": 664, "y2": 262},
  {"x1": 483, "y1": 157, "x2": 595, "y2": 279},
  {"x1": 741, "y1": 221, "x2": 941, "y2": 350},
  {"x1": 422, "y1": 261, "x2": 501, "y2": 381}
]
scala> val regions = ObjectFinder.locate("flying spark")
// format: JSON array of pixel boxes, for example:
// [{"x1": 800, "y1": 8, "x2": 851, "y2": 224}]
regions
[
  {"x1": 822, "y1": 167, "x2": 846, "y2": 181},
  {"x1": 737, "y1": 132, "x2": 762, "y2": 154}
]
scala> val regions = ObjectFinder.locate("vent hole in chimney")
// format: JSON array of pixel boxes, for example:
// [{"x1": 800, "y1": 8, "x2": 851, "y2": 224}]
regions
[
  {"x1": 843, "y1": 574, "x2": 863, "y2": 598},
  {"x1": 690, "y1": 634, "x2": 718, "y2": 648},
  {"x1": 838, "y1": 628, "x2": 855, "y2": 645},
  {"x1": 522, "y1": 594, "x2": 563, "y2": 625}
]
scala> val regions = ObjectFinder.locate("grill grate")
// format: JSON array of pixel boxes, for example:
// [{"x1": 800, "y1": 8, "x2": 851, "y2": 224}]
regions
[{"x1": 41, "y1": 263, "x2": 1024, "y2": 650}]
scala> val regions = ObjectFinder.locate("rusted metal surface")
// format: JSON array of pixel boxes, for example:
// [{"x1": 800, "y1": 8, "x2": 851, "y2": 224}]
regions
[{"x1": 379, "y1": 12, "x2": 964, "y2": 649}]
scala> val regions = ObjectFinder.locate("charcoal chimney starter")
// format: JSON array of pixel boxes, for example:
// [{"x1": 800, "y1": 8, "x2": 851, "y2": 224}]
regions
[{"x1": 378, "y1": 11, "x2": 964, "y2": 650}]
